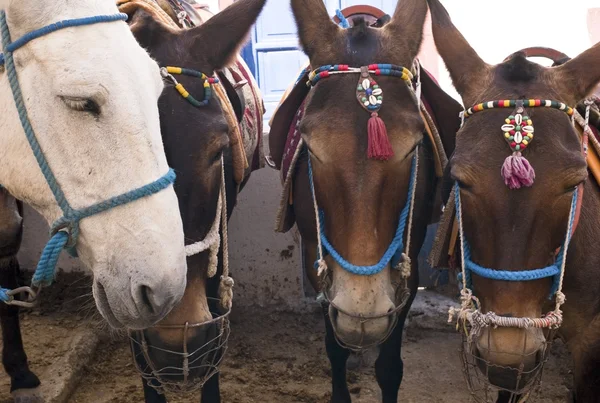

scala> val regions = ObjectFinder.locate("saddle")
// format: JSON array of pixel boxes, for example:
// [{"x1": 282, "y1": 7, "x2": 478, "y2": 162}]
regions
[
  {"x1": 268, "y1": 6, "x2": 462, "y2": 234},
  {"x1": 117, "y1": 0, "x2": 265, "y2": 183}
]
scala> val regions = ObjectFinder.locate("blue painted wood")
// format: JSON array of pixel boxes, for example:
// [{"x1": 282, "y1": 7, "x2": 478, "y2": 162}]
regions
[{"x1": 240, "y1": 41, "x2": 256, "y2": 77}]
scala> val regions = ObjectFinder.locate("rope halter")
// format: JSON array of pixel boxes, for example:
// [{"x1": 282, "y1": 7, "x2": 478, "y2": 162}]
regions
[
  {"x1": 449, "y1": 97, "x2": 594, "y2": 336},
  {"x1": 157, "y1": 61, "x2": 233, "y2": 311},
  {"x1": 183, "y1": 157, "x2": 234, "y2": 311},
  {"x1": 305, "y1": 61, "x2": 421, "y2": 279},
  {"x1": 0, "y1": 11, "x2": 177, "y2": 307}
]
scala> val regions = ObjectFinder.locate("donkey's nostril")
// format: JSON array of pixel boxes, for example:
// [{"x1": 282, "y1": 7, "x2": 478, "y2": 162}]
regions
[
  {"x1": 136, "y1": 284, "x2": 173, "y2": 318},
  {"x1": 139, "y1": 285, "x2": 155, "y2": 314}
]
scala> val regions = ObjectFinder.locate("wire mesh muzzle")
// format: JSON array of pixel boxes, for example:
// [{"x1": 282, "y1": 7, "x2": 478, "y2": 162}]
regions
[
  {"x1": 129, "y1": 297, "x2": 231, "y2": 394},
  {"x1": 458, "y1": 320, "x2": 557, "y2": 403}
]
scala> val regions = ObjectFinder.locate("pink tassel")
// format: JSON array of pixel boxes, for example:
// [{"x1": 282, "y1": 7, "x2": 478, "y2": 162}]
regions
[
  {"x1": 368, "y1": 112, "x2": 394, "y2": 160},
  {"x1": 501, "y1": 152, "x2": 535, "y2": 189}
]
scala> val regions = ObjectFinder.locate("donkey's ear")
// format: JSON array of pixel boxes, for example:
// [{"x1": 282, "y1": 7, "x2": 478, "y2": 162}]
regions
[
  {"x1": 426, "y1": 0, "x2": 491, "y2": 106},
  {"x1": 553, "y1": 42, "x2": 600, "y2": 104},
  {"x1": 187, "y1": 0, "x2": 267, "y2": 71},
  {"x1": 383, "y1": 0, "x2": 429, "y2": 65},
  {"x1": 123, "y1": 7, "x2": 173, "y2": 49},
  {"x1": 291, "y1": 0, "x2": 341, "y2": 59}
]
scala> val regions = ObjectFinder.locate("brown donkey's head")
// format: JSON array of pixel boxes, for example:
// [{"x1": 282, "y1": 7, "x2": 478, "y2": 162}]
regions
[
  {"x1": 291, "y1": 0, "x2": 433, "y2": 348},
  {"x1": 428, "y1": 0, "x2": 600, "y2": 390},
  {"x1": 123, "y1": 0, "x2": 266, "y2": 388}
]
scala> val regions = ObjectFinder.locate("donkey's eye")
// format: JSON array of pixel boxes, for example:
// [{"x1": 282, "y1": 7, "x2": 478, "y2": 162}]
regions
[
  {"x1": 61, "y1": 97, "x2": 101, "y2": 115},
  {"x1": 211, "y1": 149, "x2": 224, "y2": 165}
]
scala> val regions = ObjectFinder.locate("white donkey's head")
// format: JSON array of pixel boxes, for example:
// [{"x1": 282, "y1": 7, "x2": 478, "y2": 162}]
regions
[{"x1": 0, "y1": 0, "x2": 187, "y2": 329}]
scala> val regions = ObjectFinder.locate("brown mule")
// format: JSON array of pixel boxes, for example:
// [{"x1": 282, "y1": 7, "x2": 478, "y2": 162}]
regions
[
  {"x1": 268, "y1": 2, "x2": 462, "y2": 402},
  {"x1": 427, "y1": 0, "x2": 600, "y2": 401},
  {"x1": 117, "y1": 0, "x2": 266, "y2": 401}
]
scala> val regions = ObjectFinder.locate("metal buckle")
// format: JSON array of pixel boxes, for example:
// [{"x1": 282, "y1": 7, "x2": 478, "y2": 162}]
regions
[
  {"x1": 160, "y1": 67, "x2": 179, "y2": 86},
  {"x1": 264, "y1": 155, "x2": 276, "y2": 169},
  {"x1": 3, "y1": 286, "x2": 38, "y2": 308}
]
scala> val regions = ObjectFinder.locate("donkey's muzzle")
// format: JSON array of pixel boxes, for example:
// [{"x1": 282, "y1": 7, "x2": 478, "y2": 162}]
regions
[
  {"x1": 129, "y1": 298, "x2": 231, "y2": 394},
  {"x1": 329, "y1": 303, "x2": 396, "y2": 349}
]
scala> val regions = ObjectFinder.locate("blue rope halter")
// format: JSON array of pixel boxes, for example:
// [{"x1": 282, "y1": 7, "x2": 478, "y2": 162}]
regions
[
  {"x1": 335, "y1": 9, "x2": 350, "y2": 28},
  {"x1": 307, "y1": 152, "x2": 418, "y2": 276},
  {"x1": 454, "y1": 182, "x2": 578, "y2": 298},
  {"x1": 0, "y1": 11, "x2": 177, "y2": 304}
]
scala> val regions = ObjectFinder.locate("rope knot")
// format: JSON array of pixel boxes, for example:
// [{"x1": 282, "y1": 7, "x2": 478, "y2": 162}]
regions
[
  {"x1": 316, "y1": 259, "x2": 328, "y2": 277},
  {"x1": 448, "y1": 306, "x2": 459, "y2": 323},
  {"x1": 555, "y1": 291, "x2": 566, "y2": 308},
  {"x1": 219, "y1": 275, "x2": 234, "y2": 311},
  {"x1": 221, "y1": 275, "x2": 234, "y2": 288},
  {"x1": 396, "y1": 253, "x2": 412, "y2": 277}
]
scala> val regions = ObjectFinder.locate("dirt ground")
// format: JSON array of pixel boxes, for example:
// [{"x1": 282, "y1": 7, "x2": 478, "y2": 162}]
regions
[{"x1": 1, "y1": 273, "x2": 574, "y2": 403}]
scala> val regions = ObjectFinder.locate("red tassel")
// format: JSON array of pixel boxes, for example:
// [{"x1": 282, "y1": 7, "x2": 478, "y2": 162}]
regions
[{"x1": 367, "y1": 112, "x2": 394, "y2": 160}]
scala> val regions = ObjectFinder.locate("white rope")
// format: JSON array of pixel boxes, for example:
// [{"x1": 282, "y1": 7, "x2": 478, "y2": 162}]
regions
[
  {"x1": 183, "y1": 157, "x2": 233, "y2": 310},
  {"x1": 184, "y1": 190, "x2": 222, "y2": 277},
  {"x1": 310, "y1": 155, "x2": 328, "y2": 277},
  {"x1": 396, "y1": 147, "x2": 419, "y2": 278},
  {"x1": 574, "y1": 104, "x2": 600, "y2": 158},
  {"x1": 218, "y1": 159, "x2": 234, "y2": 310}
]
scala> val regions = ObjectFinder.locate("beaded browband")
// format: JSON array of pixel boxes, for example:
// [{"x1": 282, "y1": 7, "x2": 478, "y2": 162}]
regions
[
  {"x1": 462, "y1": 98, "x2": 576, "y2": 189},
  {"x1": 306, "y1": 63, "x2": 415, "y2": 160},
  {"x1": 160, "y1": 66, "x2": 219, "y2": 107}
]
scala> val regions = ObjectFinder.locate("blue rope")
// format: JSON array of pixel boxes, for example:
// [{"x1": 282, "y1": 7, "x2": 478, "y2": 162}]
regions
[
  {"x1": 308, "y1": 153, "x2": 417, "y2": 276},
  {"x1": 335, "y1": 9, "x2": 350, "y2": 28},
  {"x1": 0, "y1": 13, "x2": 128, "y2": 66},
  {"x1": 0, "y1": 11, "x2": 176, "y2": 297},
  {"x1": 454, "y1": 182, "x2": 578, "y2": 298},
  {"x1": 0, "y1": 288, "x2": 9, "y2": 302}
]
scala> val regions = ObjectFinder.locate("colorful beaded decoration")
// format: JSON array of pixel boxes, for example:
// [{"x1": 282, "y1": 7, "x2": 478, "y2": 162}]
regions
[
  {"x1": 306, "y1": 64, "x2": 414, "y2": 160},
  {"x1": 160, "y1": 66, "x2": 219, "y2": 107},
  {"x1": 464, "y1": 99, "x2": 574, "y2": 118},
  {"x1": 357, "y1": 66, "x2": 384, "y2": 112},
  {"x1": 501, "y1": 112, "x2": 534, "y2": 153},
  {"x1": 307, "y1": 64, "x2": 413, "y2": 87},
  {"x1": 463, "y1": 99, "x2": 575, "y2": 189}
]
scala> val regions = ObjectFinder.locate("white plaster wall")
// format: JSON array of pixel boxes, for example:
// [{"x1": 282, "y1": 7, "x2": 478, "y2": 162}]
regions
[{"x1": 204, "y1": 0, "x2": 219, "y2": 13}]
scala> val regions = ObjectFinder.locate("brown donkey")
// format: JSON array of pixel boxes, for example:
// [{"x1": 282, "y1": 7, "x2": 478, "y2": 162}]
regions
[
  {"x1": 427, "y1": 0, "x2": 600, "y2": 401},
  {"x1": 284, "y1": 0, "x2": 461, "y2": 401},
  {"x1": 117, "y1": 0, "x2": 266, "y2": 401}
]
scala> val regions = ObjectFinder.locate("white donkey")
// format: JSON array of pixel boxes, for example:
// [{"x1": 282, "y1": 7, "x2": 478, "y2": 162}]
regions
[{"x1": 0, "y1": 0, "x2": 188, "y2": 400}]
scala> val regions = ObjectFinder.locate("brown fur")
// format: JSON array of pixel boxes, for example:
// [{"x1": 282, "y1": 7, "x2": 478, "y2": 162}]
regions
[
  {"x1": 428, "y1": 0, "x2": 600, "y2": 399},
  {"x1": 287, "y1": 0, "x2": 460, "y2": 401},
  {"x1": 123, "y1": 0, "x2": 266, "y2": 400}
]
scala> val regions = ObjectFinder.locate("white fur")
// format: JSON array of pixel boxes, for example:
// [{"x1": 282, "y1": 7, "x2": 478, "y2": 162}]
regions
[{"x1": 0, "y1": 0, "x2": 187, "y2": 329}]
